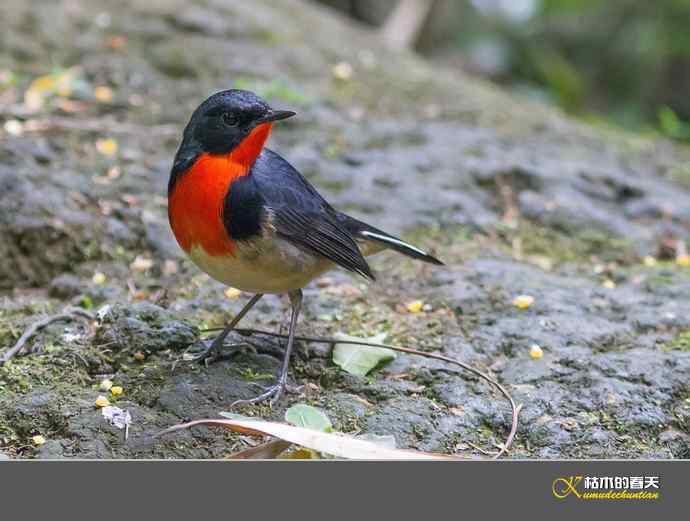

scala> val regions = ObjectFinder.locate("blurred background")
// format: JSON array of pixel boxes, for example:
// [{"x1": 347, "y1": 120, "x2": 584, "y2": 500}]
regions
[
  {"x1": 317, "y1": 0, "x2": 690, "y2": 143},
  {"x1": 2, "y1": 0, "x2": 690, "y2": 461}
]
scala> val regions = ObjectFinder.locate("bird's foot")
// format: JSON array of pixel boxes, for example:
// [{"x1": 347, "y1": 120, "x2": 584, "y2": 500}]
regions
[
  {"x1": 231, "y1": 377, "x2": 299, "y2": 408},
  {"x1": 184, "y1": 338, "x2": 256, "y2": 367}
]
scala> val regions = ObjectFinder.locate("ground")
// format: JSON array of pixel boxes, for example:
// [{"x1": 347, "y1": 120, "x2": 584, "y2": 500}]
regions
[{"x1": 1, "y1": 0, "x2": 690, "y2": 459}]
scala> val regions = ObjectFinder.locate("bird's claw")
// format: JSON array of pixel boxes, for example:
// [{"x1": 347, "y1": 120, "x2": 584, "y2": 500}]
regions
[
  {"x1": 185, "y1": 340, "x2": 255, "y2": 366},
  {"x1": 231, "y1": 378, "x2": 299, "y2": 408}
]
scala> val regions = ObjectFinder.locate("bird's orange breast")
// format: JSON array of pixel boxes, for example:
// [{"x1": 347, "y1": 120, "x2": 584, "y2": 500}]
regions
[{"x1": 168, "y1": 122, "x2": 272, "y2": 256}]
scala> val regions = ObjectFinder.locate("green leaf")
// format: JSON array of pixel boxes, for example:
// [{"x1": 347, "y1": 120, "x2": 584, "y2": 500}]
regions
[
  {"x1": 332, "y1": 332, "x2": 395, "y2": 377},
  {"x1": 284, "y1": 404, "x2": 333, "y2": 432}
]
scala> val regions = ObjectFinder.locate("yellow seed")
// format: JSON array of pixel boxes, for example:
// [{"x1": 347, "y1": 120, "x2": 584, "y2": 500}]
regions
[
  {"x1": 96, "y1": 138, "x2": 118, "y2": 157},
  {"x1": 133, "y1": 351, "x2": 146, "y2": 361},
  {"x1": 224, "y1": 287, "x2": 242, "y2": 300},
  {"x1": 512, "y1": 295, "x2": 534, "y2": 309},
  {"x1": 406, "y1": 300, "x2": 424, "y2": 313},
  {"x1": 643, "y1": 256, "x2": 657, "y2": 267},
  {"x1": 32, "y1": 435, "x2": 46, "y2": 446},
  {"x1": 602, "y1": 279, "x2": 616, "y2": 289},
  {"x1": 529, "y1": 344, "x2": 543, "y2": 359},
  {"x1": 676, "y1": 255, "x2": 690, "y2": 267},
  {"x1": 110, "y1": 386, "x2": 123, "y2": 397},
  {"x1": 95, "y1": 396, "x2": 110, "y2": 408},
  {"x1": 94, "y1": 85, "x2": 114, "y2": 102},
  {"x1": 99, "y1": 379, "x2": 113, "y2": 391},
  {"x1": 332, "y1": 61, "x2": 353, "y2": 81},
  {"x1": 92, "y1": 272, "x2": 106, "y2": 285}
]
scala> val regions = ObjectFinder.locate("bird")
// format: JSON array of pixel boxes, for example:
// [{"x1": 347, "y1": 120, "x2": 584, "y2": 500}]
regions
[{"x1": 168, "y1": 89, "x2": 443, "y2": 406}]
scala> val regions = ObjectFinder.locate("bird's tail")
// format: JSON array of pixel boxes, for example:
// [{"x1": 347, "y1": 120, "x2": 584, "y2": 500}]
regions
[{"x1": 339, "y1": 214, "x2": 444, "y2": 266}]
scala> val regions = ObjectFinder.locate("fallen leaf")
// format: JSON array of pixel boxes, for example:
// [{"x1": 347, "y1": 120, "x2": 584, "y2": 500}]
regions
[
  {"x1": 278, "y1": 447, "x2": 321, "y2": 459},
  {"x1": 332, "y1": 332, "x2": 395, "y2": 377},
  {"x1": 218, "y1": 412, "x2": 258, "y2": 421},
  {"x1": 356, "y1": 433, "x2": 397, "y2": 449},
  {"x1": 285, "y1": 404, "x2": 332, "y2": 432},
  {"x1": 159, "y1": 418, "x2": 458, "y2": 460},
  {"x1": 227, "y1": 439, "x2": 291, "y2": 459}
]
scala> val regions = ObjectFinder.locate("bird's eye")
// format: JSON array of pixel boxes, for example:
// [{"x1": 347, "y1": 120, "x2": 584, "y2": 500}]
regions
[{"x1": 222, "y1": 112, "x2": 238, "y2": 127}]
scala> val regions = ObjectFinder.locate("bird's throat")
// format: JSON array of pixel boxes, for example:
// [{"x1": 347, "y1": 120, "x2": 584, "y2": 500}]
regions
[
  {"x1": 228, "y1": 122, "x2": 273, "y2": 167},
  {"x1": 168, "y1": 123, "x2": 272, "y2": 256}
]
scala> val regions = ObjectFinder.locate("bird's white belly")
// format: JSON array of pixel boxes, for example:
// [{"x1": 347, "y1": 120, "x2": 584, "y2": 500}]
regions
[{"x1": 188, "y1": 238, "x2": 333, "y2": 294}]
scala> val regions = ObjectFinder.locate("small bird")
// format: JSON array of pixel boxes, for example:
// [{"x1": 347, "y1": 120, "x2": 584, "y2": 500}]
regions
[{"x1": 168, "y1": 89, "x2": 442, "y2": 405}]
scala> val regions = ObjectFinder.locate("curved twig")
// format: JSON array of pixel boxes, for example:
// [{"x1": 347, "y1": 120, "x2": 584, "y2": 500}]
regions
[
  {"x1": 201, "y1": 326, "x2": 522, "y2": 459},
  {"x1": 0, "y1": 308, "x2": 95, "y2": 366}
]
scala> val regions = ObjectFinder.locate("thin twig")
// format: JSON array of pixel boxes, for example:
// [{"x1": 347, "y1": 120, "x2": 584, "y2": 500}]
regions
[
  {"x1": 201, "y1": 326, "x2": 522, "y2": 459},
  {"x1": 0, "y1": 308, "x2": 95, "y2": 366}
]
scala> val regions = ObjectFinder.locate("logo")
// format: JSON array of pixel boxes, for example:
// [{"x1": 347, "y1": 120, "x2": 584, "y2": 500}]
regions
[{"x1": 552, "y1": 475, "x2": 660, "y2": 501}]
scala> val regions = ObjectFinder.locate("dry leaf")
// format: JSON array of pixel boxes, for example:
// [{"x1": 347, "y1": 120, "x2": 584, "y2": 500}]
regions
[{"x1": 159, "y1": 418, "x2": 459, "y2": 460}]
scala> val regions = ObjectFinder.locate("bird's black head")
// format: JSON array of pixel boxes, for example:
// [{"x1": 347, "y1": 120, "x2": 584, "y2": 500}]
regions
[{"x1": 184, "y1": 89, "x2": 296, "y2": 155}]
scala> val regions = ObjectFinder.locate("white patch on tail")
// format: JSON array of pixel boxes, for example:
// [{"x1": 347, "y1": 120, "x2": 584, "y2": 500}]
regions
[{"x1": 359, "y1": 230, "x2": 429, "y2": 256}]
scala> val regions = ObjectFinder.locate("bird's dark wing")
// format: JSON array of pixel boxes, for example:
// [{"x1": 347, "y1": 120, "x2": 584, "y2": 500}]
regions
[{"x1": 250, "y1": 149, "x2": 374, "y2": 280}]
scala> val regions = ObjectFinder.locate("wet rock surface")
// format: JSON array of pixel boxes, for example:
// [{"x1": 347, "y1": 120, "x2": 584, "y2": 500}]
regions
[{"x1": 1, "y1": 0, "x2": 689, "y2": 459}]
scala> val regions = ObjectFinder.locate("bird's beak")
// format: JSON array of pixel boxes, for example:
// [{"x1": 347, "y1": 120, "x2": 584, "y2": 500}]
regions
[{"x1": 257, "y1": 109, "x2": 296, "y2": 123}]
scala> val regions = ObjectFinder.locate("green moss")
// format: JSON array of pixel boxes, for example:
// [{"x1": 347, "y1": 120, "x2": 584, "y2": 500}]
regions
[
  {"x1": 663, "y1": 331, "x2": 690, "y2": 352},
  {"x1": 511, "y1": 221, "x2": 635, "y2": 267}
]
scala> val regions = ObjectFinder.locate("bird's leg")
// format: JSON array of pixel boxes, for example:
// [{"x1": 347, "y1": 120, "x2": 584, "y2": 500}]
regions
[
  {"x1": 193, "y1": 293, "x2": 264, "y2": 366},
  {"x1": 232, "y1": 289, "x2": 302, "y2": 407}
]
